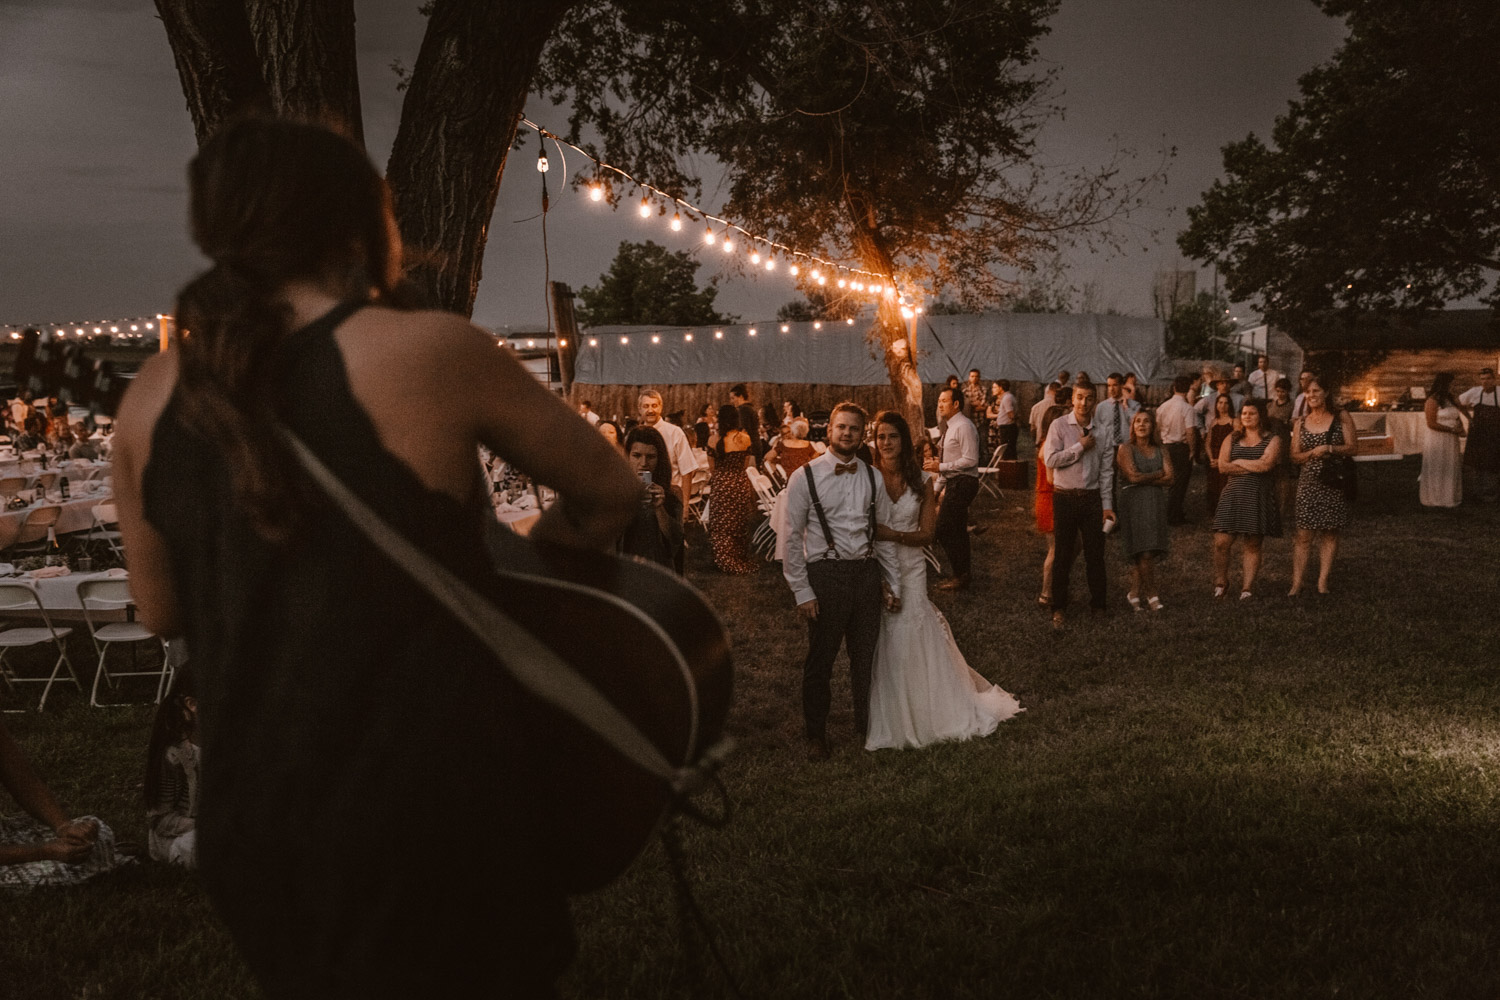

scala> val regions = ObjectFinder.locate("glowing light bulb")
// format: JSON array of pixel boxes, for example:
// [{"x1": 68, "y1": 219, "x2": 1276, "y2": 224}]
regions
[
  {"x1": 639, "y1": 197, "x2": 651, "y2": 217},
  {"x1": 110, "y1": 325, "x2": 118, "y2": 333},
  {"x1": 901, "y1": 307, "x2": 914, "y2": 319},
  {"x1": 780, "y1": 324, "x2": 790, "y2": 333},
  {"x1": 704, "y1": 228, "x2": 716, "y2": 245},
  {"x1": 852, "y1": 282, "x2": 863, "y2": 291},
  {"x1": 790, "y1": 264, "x2": 800, "y2": 276},
  {"x1": 837, "y1": 278, "x2": 847, "y2": 289},
  {"x1": 620, "y1": 336, "x2": 629, "y2": 345},
  {"x1": 812, "y1": 269, "x2": 822, "y2": 280},
  {"x1": 54, "y1": 329, "x2": 63, "y2": 336},
  {"x1": 685, "y1": 333, "x2": 693, "y2": 341},
  {"x1": 76, "y1": 328, "x2": 84, "y2": 335},
  {"x1": 765, "y1": 258, "x2": 775, "y2": 271},
  {"x1": 93, "y1": 326, "x2": 101, "y2": 334},
  {"x1": 748, "y1": 328, "x2": 757, "y2": 336},
  {"x1": 722, "y1": 236, "x2": 734, "y2": 252},
  {"x1": 536, "y1": 151, "x2": 549, "y2": 173},
  {"x1": 816, "y1": 275, "x2": 827, "y2": 286},
  {"x1": 915, "y1": 306, "x2": 924, "y2": 314},
  {"x1": 750, "y1": 251, "x2": 761, "y2": 264},
  {"x1": 652, "y1": 334, "x2": 660, "y2": 344},
  {"x1": 130, "y1": 324, "x2": 138, "y2": 331},
  {"x1": 670, "y1": 212, "x2": 682, "y2": 231},
  {"x1": 846, "y1": 318, "x2": 855, "y2": 325},
  {"x1": 814, "y1": 321, "x2": 823, "y2": 329},
  {"x1": 145, "y1": 322, "x2": 154, "y2": 329},
  {"x1": 589, "y1": 183, "x2": 604, "y2": 202},
  {"x1": 527, "y1": 339, "x2": 536, "y2": 347},
  {"x1": 559, "y1": 339, "x2": 567, "y2": 347},
  {"x1": 589, "y1": 338, "x2": 599, "y2": 346},
  {"x1": 714, "y1": 330, "x2": 724, "y2": 339}
]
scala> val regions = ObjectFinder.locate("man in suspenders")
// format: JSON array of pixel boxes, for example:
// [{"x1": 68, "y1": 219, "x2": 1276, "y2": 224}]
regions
[
  {"x1": 781, "y1": 402, "x2": 902, "y2": 760},
  {"x1": 1460, "y1": 366, "x2": 1500, "y2": 503}
]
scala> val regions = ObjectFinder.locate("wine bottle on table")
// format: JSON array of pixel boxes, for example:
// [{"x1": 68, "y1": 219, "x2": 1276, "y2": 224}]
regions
[
  {"x1": 44, "y1": 526, "x2": 61, "y2": 568},
  {"x1": 59, "y1": 476, "x2": 69, "y2": 499}
]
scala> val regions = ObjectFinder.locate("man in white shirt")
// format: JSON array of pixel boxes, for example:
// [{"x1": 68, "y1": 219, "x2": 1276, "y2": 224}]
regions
[
  {"x1": 1246, "y1": 355, "x2": 1283, "y2": 400},
  {"x1": 782, "y1": 403, "x2": 901, "y2": 759},
  {"x1": 577, "y1": 400, "x2": 601, "y2": 426},
  {"x1": 1028, "y1": 381, "x2": 1061, "y2": 447},
  {"x1": 1157, "y1": 375, "x2": 1200, "y2": 525},
  {"x1": 924, "y1": 387, "x2": 980, "y2": 591},
  {"x1": 1043, "y1": 382, "x2": 1114, "y2": 627},
  {"x1": 1460, "y1": 366, "x2": 1500, "y2": 502},
  {"x1": 991, "y1": 379, "x2": 1018, "y2": 459},
  {"x1": 638, "y1": 390, "x2": 698, "y2": 518}
]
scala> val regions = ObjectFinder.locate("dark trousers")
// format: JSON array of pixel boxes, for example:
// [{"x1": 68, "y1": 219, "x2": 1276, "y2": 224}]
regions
[
  {"x1": 996, "y1": 424, "x2": 1019, "y2": 461},
  {"x1": 1165, "y1": 442, "x2": 1192, "y2": 523},
  {"x1": 974, "y1": 423, "x2": 989, "y2": 465},
  {"x1": 1051, "y1": 491, "x2": 1106, "y2": 611},
  {"x1": 803, "y1": 559, "x2": 881, "y2": 739},
  {"x1": 935, "y1": 474, "x2": 979, "y2": 578}
]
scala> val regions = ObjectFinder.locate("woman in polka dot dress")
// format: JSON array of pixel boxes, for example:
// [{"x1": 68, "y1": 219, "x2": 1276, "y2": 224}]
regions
[
  {"x1": 1290, "y1": 377, "x2": 1358, "y2": 595},
  {"x1": 708, "y1": 404, "x2": 759, "y2": 574}
]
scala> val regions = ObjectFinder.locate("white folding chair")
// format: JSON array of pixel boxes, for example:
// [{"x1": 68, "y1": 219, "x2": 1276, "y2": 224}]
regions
[
  {"x1": 78, "y1": 577, "x2": 171, "y2": 706},
  {"x1": 11, "y1": 505, "x2": 62, "y2": 555},
  {"x1": 977, "y1": 441, "x2": 1010, "y2": 499},
  {"x1": 82, "y1": 503, "x2": 124, "y2": 559},
  {"x1": 685, "y1": 468, "x2": 712, "y2": 527},
  {"x1": 0, "y1": 583, "x2": 78, "y2": 712}
]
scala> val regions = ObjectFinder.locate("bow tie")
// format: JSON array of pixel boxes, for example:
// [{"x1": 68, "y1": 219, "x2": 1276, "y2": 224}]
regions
[{"x1": 834, "y1": 461, "x2": 858, "y2": 475}]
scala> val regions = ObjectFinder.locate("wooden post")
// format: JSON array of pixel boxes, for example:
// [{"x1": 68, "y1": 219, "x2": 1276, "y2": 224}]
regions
[
  {"x1": 549, "y1": 281, "x2": 579, "y2": 395},
  {"x1": 158, "y1": 314, "x2": 175, "y2": 351}
]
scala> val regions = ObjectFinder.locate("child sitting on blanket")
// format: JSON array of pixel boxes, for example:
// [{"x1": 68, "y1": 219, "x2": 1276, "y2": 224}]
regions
[{"x1": 145, "y1": 664, "x2": 199, "y2": 868}]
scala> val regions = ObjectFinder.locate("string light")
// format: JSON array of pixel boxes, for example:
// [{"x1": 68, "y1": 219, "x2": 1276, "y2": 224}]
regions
[
  {"x1": 837, "y1": 279, "x2": 846, "y2": 289},
  {"x1": 559, "y1": 339, "x2": 567, "y2": 347},
  {"x1": 846, "y1": 318, "x2": 855, "y2": 325},
  {"x1": 748, "y1": 327, "x2": 757, "y2": 336},
  {"x1": 620, "y1": 336, "x2": 629, "y2": 344},
  {"x1": 589, "y1": 338, "x2": 599, "y2": 346},
  {"x1": 670, "y1": 211, "x2": 683, "y2": 232},
  {"x1": 685, "y1": 332, "x2": 693, "y2": 341},
  {"x1": 813, "y1": 321, "x2": 823, "y2": 330},
  {"x1": 764, "y1": 258, "x2": 775, "y2": 271},
  {"x1": 704, "y1": 227, "x2": 716, "y2": 245},
  {"x1": 750, "y1": 250, "x2": 761, "y2": 264},
  {"x1": 780, "y1": 324, "x2": 790, "y2": 332},
  {"x1": 789, "y1": 264, "x2": 800, "y2": 276},
  {"x1": 714, "y1": 330, "x2": 724, "y2": 339},
  {"x1": 536, "y1": 148, "x2": 549, "y2": 173},
  {"x1": 589, "y1": 182, "x2": 604, "y2": 201},
  {"x1": 638, "y1": 196, "x2": 651, "y2": 218},
  {"x1": 651, "y1": 334, "x2": 661, "y2": 344}
]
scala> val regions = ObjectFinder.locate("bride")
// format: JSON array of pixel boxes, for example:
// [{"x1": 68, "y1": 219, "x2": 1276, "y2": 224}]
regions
[{"x1": 865, "y1": 411, "x2": 1023, "y2": 750}]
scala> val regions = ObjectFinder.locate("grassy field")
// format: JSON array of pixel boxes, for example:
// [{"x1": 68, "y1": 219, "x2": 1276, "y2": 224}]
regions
[{"x1": 3, "y1": 457, "x2": 1498, "y2": 999}]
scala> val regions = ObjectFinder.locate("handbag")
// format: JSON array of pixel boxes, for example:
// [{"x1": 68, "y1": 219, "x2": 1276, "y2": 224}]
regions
[{"x1": 1317, "y1": 454, "x2": 1357, "y2": 501}]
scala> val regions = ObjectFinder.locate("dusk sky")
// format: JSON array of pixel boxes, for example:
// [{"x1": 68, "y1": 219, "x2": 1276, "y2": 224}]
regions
[{"x1": 0, "y1": 1, "x2": 1347, "y2": 333}]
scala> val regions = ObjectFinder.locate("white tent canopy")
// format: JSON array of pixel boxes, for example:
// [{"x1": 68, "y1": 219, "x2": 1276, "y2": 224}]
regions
[{"x1": 574, "y1": 312, "x2": 1167, "y2": 385}]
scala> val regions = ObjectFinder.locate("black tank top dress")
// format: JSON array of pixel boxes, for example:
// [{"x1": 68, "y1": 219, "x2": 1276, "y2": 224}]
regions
[{"x1": 143, "y1": 303, "x2": 574, "y2": 997}]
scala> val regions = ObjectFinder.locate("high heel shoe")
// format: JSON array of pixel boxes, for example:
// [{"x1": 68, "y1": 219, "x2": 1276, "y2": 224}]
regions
[
  {"x1": 1148, "y1": 596, "x2": 1164, "y2": 612},
  {"x1": 1126, "y1": 593, "x2": 1143, "y2": 612}
]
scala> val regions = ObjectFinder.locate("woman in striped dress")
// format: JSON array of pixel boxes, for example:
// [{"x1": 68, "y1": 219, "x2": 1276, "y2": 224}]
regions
[{"x1": 1211, "y1": 399, "x2": 1282, "y2": 599}]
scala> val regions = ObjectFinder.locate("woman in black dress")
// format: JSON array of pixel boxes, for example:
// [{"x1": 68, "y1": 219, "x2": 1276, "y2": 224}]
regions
[
  {"x1": 707, "y1": 404, "x2": 758, "y2": 574},
  {"x1": 1211, "y1": 399, "x2": 1281, "y2": 599},
  {"x1": 1289, "y1": 377, "x2": 1358, "y2": 595},
  {"x1": 110, "y1": 118, "x2": 640, "y2": 997}
]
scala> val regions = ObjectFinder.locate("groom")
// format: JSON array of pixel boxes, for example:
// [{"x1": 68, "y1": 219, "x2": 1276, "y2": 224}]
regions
[{"x1": 782, "y1": 403, "x2": 902, "y2": 760}]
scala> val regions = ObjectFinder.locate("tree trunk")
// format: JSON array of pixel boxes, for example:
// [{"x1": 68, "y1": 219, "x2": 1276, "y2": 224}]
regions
[
  {"x1": 246, "y1": 0, "x2": 363, "y2": 146},
  {"x1": 385, "y1": 0, "x2": 581, "y2": 315},
  {"x1": 153, "y1": 0, "x2": 270, "y2": 145},
  {"x1": 847, "y1": 205, "x2": 924, "y2": 434},
  {"x1": 550, "y1": 281, "x2": 580, "y2": 393}
]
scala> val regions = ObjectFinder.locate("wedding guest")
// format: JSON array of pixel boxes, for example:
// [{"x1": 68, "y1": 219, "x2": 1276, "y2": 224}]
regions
[
  {"x1": 619, "y1": 425, "x2": 684, "y2": 569},
  {"x1": 1247, "y1": 354, "x2": 1283, "y2": 400},
  {"x1": 708, "y1": 405, "x2": 758, "y2": 574},
  {"x1": 1156, "y1": 375, "x2": 1199, "y2": 525},
  {"x1": 767, "y1": 417, "x2": 816, "y2": 479},
  {"x1": 1229, "y1": 363, "x2": 1249, "y2": 399},
  {"x1": 597, "y1": 419, "x2": 625, "y2": 454},
  {"x1": 1267, "y1": 377, "x2": 1297, "y2": 518},
  {"x1": 1289, "y1": 377, "x2": 1357, "y2": 595},
  {"x1": 1034, "y1": 403, "x2": 1067, "y2": 607},
  {"x1": 1115, "y1": 408, "x2": 1172, "y2": 611},
  {"x1": 1043, "y1": 381, "x2": 1115, "y2": 628},
  {"x1": 729, "y1": 384, "x2": 765, "y2": 467},
  {"x1": 67, "y1": 423, "x2": 99, "y2": 461},
  {"x1": 1211, "y1": 399, "x2": 1282, "y2": 599},
  {"x1": 576, "y1": 400, "x2": 601, "y2": 426},
  {"x1": 1292, "y1": 369, "x2": 1314, "y2": 420},
  {"x1": 1093, "y1": 372, "x2": 1139, "y2": 468},
  {"x1": 781, "y1": 399, "x2": 803, "y2": 434},
  {"x1": 925, "y1": 387, "x2": 980, "y2": 591},
  {"x1": 963, "y1": 369, "x2": 989, "y2": 459},
  {"x1": 1420, "y1": 372, "x2": 1465, "y2": 508},
  {"x1": 146, "y1": 664, "x2": 200, "y2": 868},
  {"x1": 1028, "y1": 381, "x2": 1062, "y2": 446},
  {"x1": 639, "y1": 389, "x2": 699, "y2": 516},
  {"x1": 1204, "y1": 391, "x2": 1237, "y2": 516},
  {"x1": 990, "y1": 380, "x2": 1018, "y2": 459},
  {"x1": 1056, "y1": 369, "x2": 1071, "y2": 389},
  {"x1": 692, "y1": 403, "x2": 715, "y2": 449},
  {"x1": 1122, "y1": 372, "x2": 1141, "y2": 407},
  {"x1": 1459, "y1": 366, "x2": 1500, "y2": 502},
  {"x1": 0, "y1": 718, "x2": 121, "y2": 889}
]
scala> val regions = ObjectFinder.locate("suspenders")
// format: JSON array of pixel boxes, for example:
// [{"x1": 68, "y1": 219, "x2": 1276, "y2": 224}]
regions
[{"x1": 804, "y1": 460, "x2": 878, "y2": 560}]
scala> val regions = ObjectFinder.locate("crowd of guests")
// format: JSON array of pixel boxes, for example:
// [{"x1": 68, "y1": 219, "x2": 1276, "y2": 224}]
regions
[{"x1": 2, "y1": 390, "x2": 105, "y2": 461}]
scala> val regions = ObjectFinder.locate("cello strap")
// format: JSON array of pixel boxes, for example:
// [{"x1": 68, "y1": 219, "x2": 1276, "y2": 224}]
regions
[{"x1": 276, "y1": 425, "x2": 720, "y2": 795}]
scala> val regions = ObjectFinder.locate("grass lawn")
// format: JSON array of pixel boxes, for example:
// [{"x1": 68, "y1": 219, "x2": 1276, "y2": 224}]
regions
[{"x1": 3, "y1": 456, "x2": 1498, "y2": 998}]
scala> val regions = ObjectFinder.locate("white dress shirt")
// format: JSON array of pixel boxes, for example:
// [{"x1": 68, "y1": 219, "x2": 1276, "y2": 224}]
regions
[
  {"x1": 1292, "y1": 391, "x2": 1309, "y2": 420},
  {"x1": 1043, "y1": 412, "x2": 1113, "y2": 505},
  {"x1": 1092, "y1": 397, "x2": 1140, "y2": 455},
  {"x1": 650, "y1": 418, "x2": 699, "y2": 486},
  {"x1": 1157, "y1": 394, "x2": 1197, "y2": 445},
  {"x1": 781, "y1": 452, "x2": 902, "y2": 606},
  {"x1": 937, "y1": 411, "x2": 979, "y2": 483},
  {"x1": 582, "y1": 409, "x2": 601, "y2": 426},
  {"x1": 1247, "y1": 369, "x2": 1283, "y2": 399},
  {"x1": 995, "y1": 391, "x2": 1017, "y2": 426},
  {"x1": 1459, "y1": 386, "x2": 1499, "y2": 407},
  {"x1": 1028, "y1": 392, "x2": 1056, "y2": 442}
]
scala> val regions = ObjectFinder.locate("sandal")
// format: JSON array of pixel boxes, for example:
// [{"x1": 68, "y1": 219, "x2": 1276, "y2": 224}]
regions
[
  {"x1": 1240, "y1": 590, "x2": 1253, "y2": 601},
  {"x1": 1213, "y1": 584, "x2": 1227, "y2": 600},
  {"x1": 1126, "y1": 593, "x2": 1143, "y2": 612},
  {"x1": 1148, "y1": 596, "x2": 1164, "y2": 612}
]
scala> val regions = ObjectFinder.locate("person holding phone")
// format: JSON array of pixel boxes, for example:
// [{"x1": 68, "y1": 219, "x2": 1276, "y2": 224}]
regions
[{"x1": 619, "y1": 425, "x2": 683, "y2": 569}]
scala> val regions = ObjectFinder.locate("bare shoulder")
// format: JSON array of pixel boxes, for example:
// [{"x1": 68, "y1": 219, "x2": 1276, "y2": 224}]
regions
[
  {"x1": 339, "y1": 306, "x2": 495, "y2": 359},
  {"x1": 114, "y1": 349, "x2": 180, "y2": 450}
]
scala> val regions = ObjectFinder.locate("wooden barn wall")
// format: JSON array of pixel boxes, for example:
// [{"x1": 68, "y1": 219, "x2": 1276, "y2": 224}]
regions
[{"x1": 1305, "y1": 349, "x2": 1500, "y2": 406}]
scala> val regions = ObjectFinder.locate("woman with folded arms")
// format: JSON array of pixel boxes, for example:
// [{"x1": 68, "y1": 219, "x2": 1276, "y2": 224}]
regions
[
  {"x1": 1212, "y1": 399, "x2": 1281, "y2": 599},
  {"x1": 1115, "y1": 408, "x2": 1173, "y2": 611}
]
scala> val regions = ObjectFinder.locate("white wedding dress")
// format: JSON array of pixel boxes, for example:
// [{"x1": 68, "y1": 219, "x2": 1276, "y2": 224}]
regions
[{"x1": 865, "y1": 473, "x2": 1023, "y2": 750}]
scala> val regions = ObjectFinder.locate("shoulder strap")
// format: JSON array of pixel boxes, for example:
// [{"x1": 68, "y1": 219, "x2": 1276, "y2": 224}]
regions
[
  {"x1": 865, "y1": 462, "x2": 878, "y2": 558},
  {"x1": 275, "y1": 426, "x2": 712, "y2": 794},
  {"x1": 803, "y1": 463, "x2": 839, "y2": 558}
]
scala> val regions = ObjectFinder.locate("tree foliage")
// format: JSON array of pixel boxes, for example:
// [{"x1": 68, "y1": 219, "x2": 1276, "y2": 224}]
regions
[
  {"x1": 1162, "y1": 291, "x2": 1236, "y2": 360},
  {"x1": 1178, "y1": 1, "x2": 1500, "y2": 335},
  {"x1": 776, "y1": 288, "x2": 860, "y2": 322},
  {"x1": 577, "y1": 241, "x2": 732, "y2": 327}
]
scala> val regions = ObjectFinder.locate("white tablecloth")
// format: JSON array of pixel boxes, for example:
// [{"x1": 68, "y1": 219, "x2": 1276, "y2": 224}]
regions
[
  {"x1": 1352, "y1": 411, "x2": 1467, "y2": 456},
  {"x1": 0, "y1": 459, "x2": 110, "y2": 487},
  {"x1": 0, "y1": 491, "x2": 112, "y2": 536},
  {"x1": 0, "y1": 569, "x2": 127, "y2": 614}
]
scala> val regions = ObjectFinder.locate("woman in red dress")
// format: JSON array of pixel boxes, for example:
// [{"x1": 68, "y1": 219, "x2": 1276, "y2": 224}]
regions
[{"x1": 1034, "y1": 402, "x2": 1067, "y2": 606}]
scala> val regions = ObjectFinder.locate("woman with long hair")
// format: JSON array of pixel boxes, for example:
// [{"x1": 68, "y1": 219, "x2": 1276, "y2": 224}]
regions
[
  {"x1": 1204, "y1": 391, "x2": 1237, "y2": 516},
  {"x1": 865, "y1": 411, "x2": 1021, "y2": 750},
  {"x1": 1115, "y1": 408, "x2": 1173, "y2": 611},
  {"x1": 1289, "y1": 377, "x2": 1357, "y2": 595},
  {"x1": 1211, "y1": 399, "x2": 1282, "y2": 599},
  {"x1": 707, "y1": 403, "x2": 757, "y2": 573},
  {"x1": 1420, "y1": 371, "x2": 1465, "y2": 508},
  {"x1": 619, "y1": 425, "x2": 683, "y2": 568},
  {"x1": 1034, "y1": 400, "x2": 1069, "y2": 606},
  {"x1": 109, "y1": 118, "x2": 639, "y2": 996}
]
